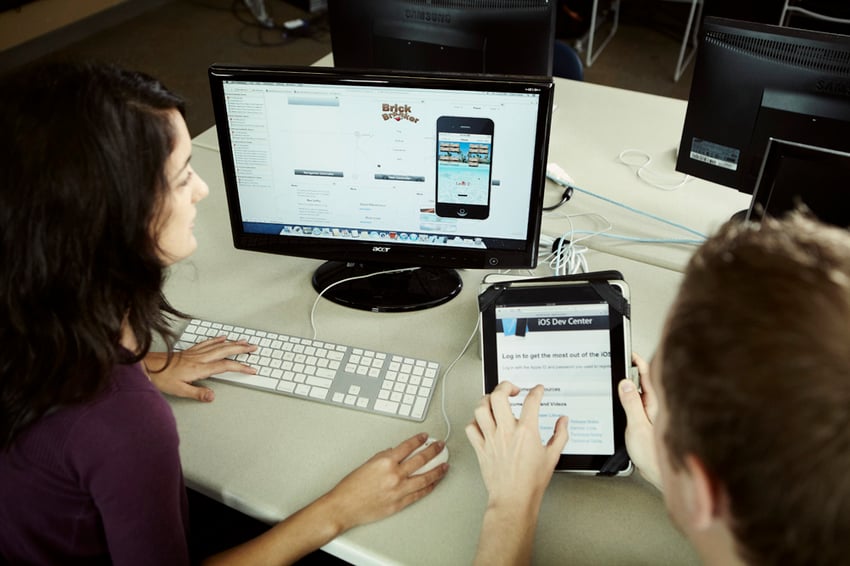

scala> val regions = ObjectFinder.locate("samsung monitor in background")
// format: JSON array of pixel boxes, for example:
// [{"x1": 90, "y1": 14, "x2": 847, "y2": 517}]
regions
[
  {"x1": 676, "y1": 17, "x2": 850, "y2": 201},
  {"x1": 326, "y1": 0, "x2": 556, "y2": 76},
  {"x1": 208, "y1": 64, "x2": 554, "y2": 312}
]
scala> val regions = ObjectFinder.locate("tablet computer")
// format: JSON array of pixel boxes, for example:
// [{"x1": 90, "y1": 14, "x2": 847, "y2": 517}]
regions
[{"x1": 478, "y1": 271, "x2": 634, "y2": 475}]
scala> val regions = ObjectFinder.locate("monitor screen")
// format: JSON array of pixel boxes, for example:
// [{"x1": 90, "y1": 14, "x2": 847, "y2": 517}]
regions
[
  {"x1": 326, "y1": 0, "x2": 556, "y2": 76},
  {"x1": 208, "y1": 64, "x2": 554, "y2": 312},
  {"x1": 676, "y1": 17, "x2": 850, "y2": 196}
]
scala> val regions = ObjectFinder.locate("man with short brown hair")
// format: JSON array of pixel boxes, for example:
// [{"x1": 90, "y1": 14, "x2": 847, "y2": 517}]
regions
[{"x1": 469, "y1": 212, "x2": 850, "y2": 565}]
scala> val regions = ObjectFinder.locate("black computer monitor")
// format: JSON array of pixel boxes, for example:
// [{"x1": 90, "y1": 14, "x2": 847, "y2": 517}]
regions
[
  {"x1": 676, "y1": 17, "x2": 850, "y2": 199},
  {"x1": 326, "y1": 0, "x2": 556, "y2": 76},
  {"x1": 747, "y1": 138, "x2": 850, "y2": 226},
  {"x1": 208, "y1": 64, "x2": 554, "y2": 312}
]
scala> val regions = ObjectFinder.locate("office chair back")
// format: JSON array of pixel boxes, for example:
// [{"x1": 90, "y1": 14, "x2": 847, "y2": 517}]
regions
[{"x1": 553, "y1": 40, "x2": 584, "y2": 81}]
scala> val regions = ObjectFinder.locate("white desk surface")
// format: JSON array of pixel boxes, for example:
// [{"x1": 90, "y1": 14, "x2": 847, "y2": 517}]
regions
[
  {"x1": 163, "y1": 76, "x2": 748, "y2": 564},
  {"x1": 542, "y1": 79, "x2": 750, "y2": 272}
]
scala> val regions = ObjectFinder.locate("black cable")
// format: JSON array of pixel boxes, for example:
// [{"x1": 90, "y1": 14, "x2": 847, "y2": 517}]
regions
[{"x1": 542, "y1": 185, "x2": 574, "y2": 212}]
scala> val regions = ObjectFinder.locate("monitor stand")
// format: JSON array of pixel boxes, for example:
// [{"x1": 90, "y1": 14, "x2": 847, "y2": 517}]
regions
[{"x1": 311, "y1": 261, "x2": 463, "y2": 313}]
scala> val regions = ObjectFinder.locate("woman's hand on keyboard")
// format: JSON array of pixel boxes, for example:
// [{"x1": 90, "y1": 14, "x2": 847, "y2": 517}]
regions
[
  {"x1": 144, "y1": 336, "x2": 258, "y2": 402},
  {"x1": 321, "y1": 432, "x2": 449, "y2": 532}
]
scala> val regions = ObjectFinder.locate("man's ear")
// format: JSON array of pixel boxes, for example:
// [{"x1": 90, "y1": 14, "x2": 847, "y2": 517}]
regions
[{"x1": 682, "y1": 454, "x2": 726, "y2": 531}]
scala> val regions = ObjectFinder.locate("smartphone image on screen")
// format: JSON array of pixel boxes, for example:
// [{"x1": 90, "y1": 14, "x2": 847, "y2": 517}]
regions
[{"x1": 435, "y1": 116, "x2": 494, "y2": 220}]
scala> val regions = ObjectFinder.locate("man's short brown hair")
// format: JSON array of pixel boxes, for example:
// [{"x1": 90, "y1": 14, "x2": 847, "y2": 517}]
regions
[{"x1": 660, "y1": 212, "x2": 850, "y2": 565}]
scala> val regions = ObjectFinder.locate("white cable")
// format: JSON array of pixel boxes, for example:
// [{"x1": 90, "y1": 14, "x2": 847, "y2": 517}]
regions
[
  {"x1": 557, "y1": 214, "x2": 575, "y2": 275},
  {"x1": 546, "y1": 162, "x2": 707, "y2": 240},
  {"x1": 309, "y1": 266, "x2": 419, "y2": 339},
  {"x1": 438, "y1": 316, "x2": 481, "y2": 443},
  {"x1": 567, "y1": 230, "x2": 704, "y2": 245},
  {"x1": 618, "y1": 148, "x2": 692, "y2": 191},
  {"x1": 543, "y1": 212, "x2": 613, "y2": 275},
  {"x1": 539, "y1": 206, "x2": 704, "y2": 277},
  {"x1": 556, "y1": 216, "x2": 580, "y2": 275},
  {"x1": 309, "y1": 265, "x2": 476, "y2": 444}
]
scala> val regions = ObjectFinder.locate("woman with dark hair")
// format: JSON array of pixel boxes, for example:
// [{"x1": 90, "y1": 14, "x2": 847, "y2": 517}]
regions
[{"x1": 0, "y1": 61, "x2": 448, "y2": 565}]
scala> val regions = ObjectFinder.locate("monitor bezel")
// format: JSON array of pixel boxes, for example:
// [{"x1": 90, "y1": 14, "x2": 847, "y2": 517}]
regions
[{"x1": 208, "y1": 63, "x2": 554, "y2": 271}]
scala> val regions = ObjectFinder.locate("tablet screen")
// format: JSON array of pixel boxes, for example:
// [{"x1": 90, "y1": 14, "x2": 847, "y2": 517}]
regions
[
  {"x1": 480, "y1": 281, "x2": 630, "y2": 472},
  {"x1": 494, "y1": 302, "x2": 616, "y2": 455}
]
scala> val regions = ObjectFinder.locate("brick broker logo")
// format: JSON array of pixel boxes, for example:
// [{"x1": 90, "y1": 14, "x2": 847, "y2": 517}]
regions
[{"x1": 381, "y1": 103, "x2": 420, "y2": 123}]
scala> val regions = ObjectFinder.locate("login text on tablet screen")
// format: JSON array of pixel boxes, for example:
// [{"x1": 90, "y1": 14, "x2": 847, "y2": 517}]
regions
[{"x1": 494, "y1": 303, "x2": 615, "y2": 455}]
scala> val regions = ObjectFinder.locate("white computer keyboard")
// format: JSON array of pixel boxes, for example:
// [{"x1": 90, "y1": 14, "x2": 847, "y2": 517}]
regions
[{"x1": 176, "y1": 319, "x2": 440, "y2": 422}]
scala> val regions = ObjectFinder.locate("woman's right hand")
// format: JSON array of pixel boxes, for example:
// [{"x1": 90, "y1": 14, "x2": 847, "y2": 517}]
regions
[
  {"x1": 203, "y1": 433, "x2": 448, "y2": 565},
  {"x1": 322, "y1": 433, "x2": 449, "y2": 533}
]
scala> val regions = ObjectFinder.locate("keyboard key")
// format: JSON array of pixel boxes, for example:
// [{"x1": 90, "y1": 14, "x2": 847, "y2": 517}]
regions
[
  {"x1": 374, "y1": 399, "x2": 399, "y2": 414},
  {"x1": 309, "y1": 387, "x2": 329, "y2": 400},
  {"x1": 295, "y1": 384, "x2": 311, "y2": 396},
  {"x1": 307, "y1": 376, "x2": 332, "y2": 389},
  {"x1": 412, "y1": 397, "x2": 428, "y2": 419},
  {"x1": 221, "y1": 373, "x2": 279, "y2": 390}
]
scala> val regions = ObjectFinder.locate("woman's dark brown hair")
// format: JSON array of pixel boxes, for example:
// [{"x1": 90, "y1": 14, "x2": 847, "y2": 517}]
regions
[{"x1": 0, "y1": 61, "x2": 187, "y2": 450}]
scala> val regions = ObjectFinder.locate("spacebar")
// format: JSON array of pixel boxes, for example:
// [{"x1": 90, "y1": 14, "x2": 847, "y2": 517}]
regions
[{"x1": 212, "y1": 371, "x2": 279, "y2": 390}]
